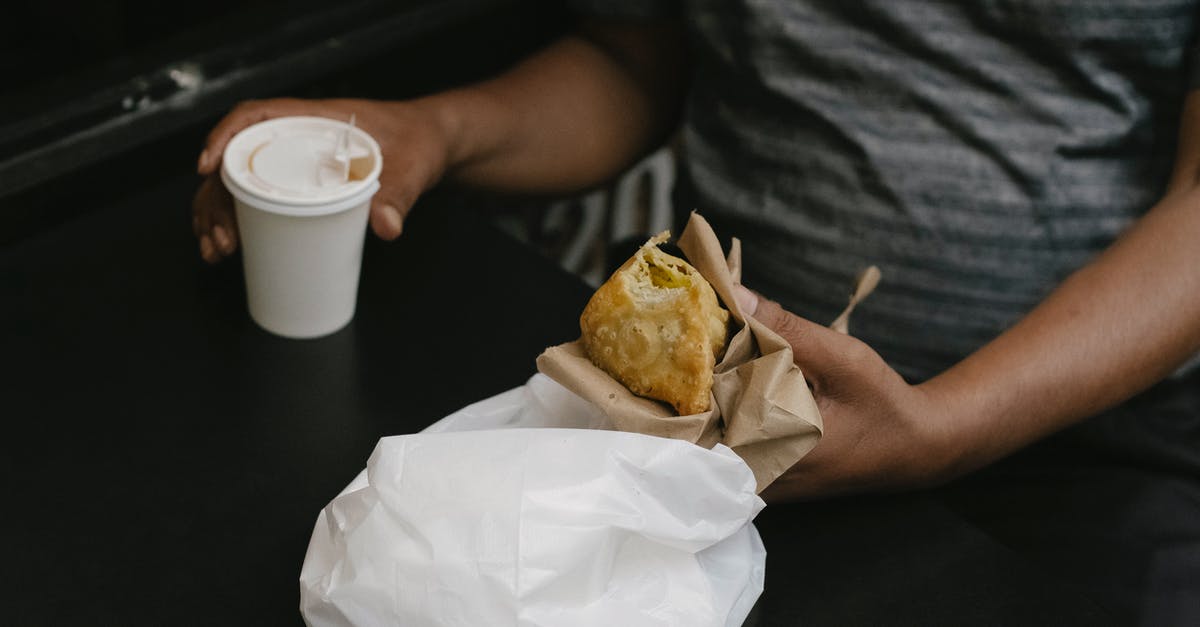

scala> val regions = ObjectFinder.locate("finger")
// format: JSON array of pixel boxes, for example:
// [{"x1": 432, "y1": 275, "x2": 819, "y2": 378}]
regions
[
  {"x1": 211, "y1": 224, "x2": 236, "y2": 256},
  {"x1": 732, "y1": 283, "x2": 760, "y2": 317},
  {"x1": 198, "y1": 98, "x2": 309, "y2": 175},
  {"x1": 368, "y1": 180, "x2": 420, "y2": 241},
  {"x1": 209, "y1": 181, "x2": 238, "y2": 255},
  {"x1": 199, "y1": 234, "x2": 219, "y2": 264},
  {"x1": 369, "y1": 203, "x2": 404, "y2": 240},
  {"x1": 191, "y1": 175, "x2": 234, "y2": 263},
  {"x1": 741, "y1": 287, "x2": 861, "y2": 383}
]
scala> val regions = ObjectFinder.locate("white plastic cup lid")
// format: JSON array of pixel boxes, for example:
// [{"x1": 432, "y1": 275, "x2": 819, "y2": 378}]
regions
[{"x1": 221, "y1": 116, "x2": 383, "y2": 216}]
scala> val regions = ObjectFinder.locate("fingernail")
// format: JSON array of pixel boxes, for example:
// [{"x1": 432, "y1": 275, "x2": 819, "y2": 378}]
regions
[
  {"x1": 213, "y1": 225, "x2": 231, "y2": 251},
  {"x1": 733, "y1": 284, "x2": 759, "y2": 317},
  {"x1": 197, "y1": 150, "x2": 209, "y2": 173},
  {"x1": 382, "y1": 205, "x2": 403, "y2": 237},
  {"x1": 199, "y1": 235, "x2": 213, "y2": 259}
]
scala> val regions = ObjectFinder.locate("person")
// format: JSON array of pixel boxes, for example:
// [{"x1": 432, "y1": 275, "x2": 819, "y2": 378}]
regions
[{"x1": 193, "y1": 2, "x2": 1200, "y2": 620}]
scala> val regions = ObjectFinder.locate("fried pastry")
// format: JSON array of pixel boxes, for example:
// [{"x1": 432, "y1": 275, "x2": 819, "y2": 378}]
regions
[{"x1": 580, "y1": 232, "x2": 729, "y2": 415}]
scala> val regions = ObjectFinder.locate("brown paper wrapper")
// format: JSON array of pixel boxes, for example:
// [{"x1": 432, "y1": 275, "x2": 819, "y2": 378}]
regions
[{"x1": 537, "y1": 212, "x2": 823, "y2": 493}]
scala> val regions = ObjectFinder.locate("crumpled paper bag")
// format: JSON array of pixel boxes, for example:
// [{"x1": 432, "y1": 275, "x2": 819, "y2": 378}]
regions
[
  {"x1": 300, "y1": 375, "x2": 766, "y2": 627},
  {"x1": 537, "y1": 212, "x2": 823, "y2": 492}
]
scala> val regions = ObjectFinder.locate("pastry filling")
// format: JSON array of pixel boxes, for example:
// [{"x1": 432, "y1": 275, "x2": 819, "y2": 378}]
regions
[{"x1": 645, "y1": 255, "x2": 692, "y2": 289}]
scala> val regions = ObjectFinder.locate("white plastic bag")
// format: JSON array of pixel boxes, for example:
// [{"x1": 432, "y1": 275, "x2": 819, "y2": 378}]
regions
[{"x1": 300, "y1": 375, "x2": 767, "y2": 626}]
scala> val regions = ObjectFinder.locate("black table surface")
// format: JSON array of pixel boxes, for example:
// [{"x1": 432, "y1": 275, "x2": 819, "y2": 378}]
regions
[{"x1": 2, "y1": 171, "x2": 1119, "y2": 625}]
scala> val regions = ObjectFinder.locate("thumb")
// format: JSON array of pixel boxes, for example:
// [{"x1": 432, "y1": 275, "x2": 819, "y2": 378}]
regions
[
  {"x1": 733, "y1": 284, "x2": 857, "y2": 383},
  {"x1": 368, "y1": 183, "x2": 420, "y2": 241}
]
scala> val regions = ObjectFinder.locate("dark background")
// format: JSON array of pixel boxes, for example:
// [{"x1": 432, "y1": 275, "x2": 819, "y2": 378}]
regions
[{"x1": 0, "y1": 0, "x2": 571, "y2": 246}]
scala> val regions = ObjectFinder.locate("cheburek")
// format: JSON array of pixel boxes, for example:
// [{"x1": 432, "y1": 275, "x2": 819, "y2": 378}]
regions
[{"x1": 580, "y1": 232, "x2": 729, "y2": 415}]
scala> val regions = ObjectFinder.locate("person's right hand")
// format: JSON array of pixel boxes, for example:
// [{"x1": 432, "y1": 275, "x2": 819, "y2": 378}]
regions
[{"x1": 192, "y1": 97, "x2": 453, "y2": 263}]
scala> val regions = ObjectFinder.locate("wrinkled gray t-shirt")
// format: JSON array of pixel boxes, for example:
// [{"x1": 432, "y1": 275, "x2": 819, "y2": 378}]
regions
[{"x1": 575, "y1": 0, "x2": 1198, "y2": 383}]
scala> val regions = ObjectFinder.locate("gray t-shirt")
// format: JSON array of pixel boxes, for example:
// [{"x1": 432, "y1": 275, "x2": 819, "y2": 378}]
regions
[{"x1": 576, "y1": 0, "x2": 1198, "y2": 382}]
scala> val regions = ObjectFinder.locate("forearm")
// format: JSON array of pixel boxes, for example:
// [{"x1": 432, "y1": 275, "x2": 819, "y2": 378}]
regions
[
  {"x1": 922, "y1": 185, "x2": 1200, "y2": 473},
  {"x1": 413, "y1": 20, "x2": 686, "y2": 195}
]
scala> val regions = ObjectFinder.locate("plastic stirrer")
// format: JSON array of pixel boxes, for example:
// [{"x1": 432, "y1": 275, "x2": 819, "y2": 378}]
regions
[{"x1": 334, "y1": 114, "x2": 356, "y2": 182}]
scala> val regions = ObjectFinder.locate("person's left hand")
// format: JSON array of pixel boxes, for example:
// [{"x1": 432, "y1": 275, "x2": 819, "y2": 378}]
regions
[{"x1": 732, "y1": 285, "x2": 964, "y2": 502}]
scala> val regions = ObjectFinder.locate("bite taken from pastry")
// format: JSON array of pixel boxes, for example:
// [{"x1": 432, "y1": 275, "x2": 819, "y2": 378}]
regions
[{"x1": 580, "y1": 232, "x2": 729, "y2": 415}]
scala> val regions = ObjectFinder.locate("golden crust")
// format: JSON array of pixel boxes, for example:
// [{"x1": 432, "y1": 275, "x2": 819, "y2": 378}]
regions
[{"x1": 580, "y1": 232, "x2": 729, "y2": 415}]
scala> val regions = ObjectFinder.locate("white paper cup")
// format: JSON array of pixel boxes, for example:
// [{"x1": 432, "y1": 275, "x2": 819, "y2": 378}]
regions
[{"x1": 221, "y1": 116, "x2": 383, "y2": 339}]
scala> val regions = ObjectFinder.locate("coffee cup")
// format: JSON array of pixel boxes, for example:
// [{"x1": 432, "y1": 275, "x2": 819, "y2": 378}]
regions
[{"x1": 221, "y1": 116, "x2": 383, "y2": 339}]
